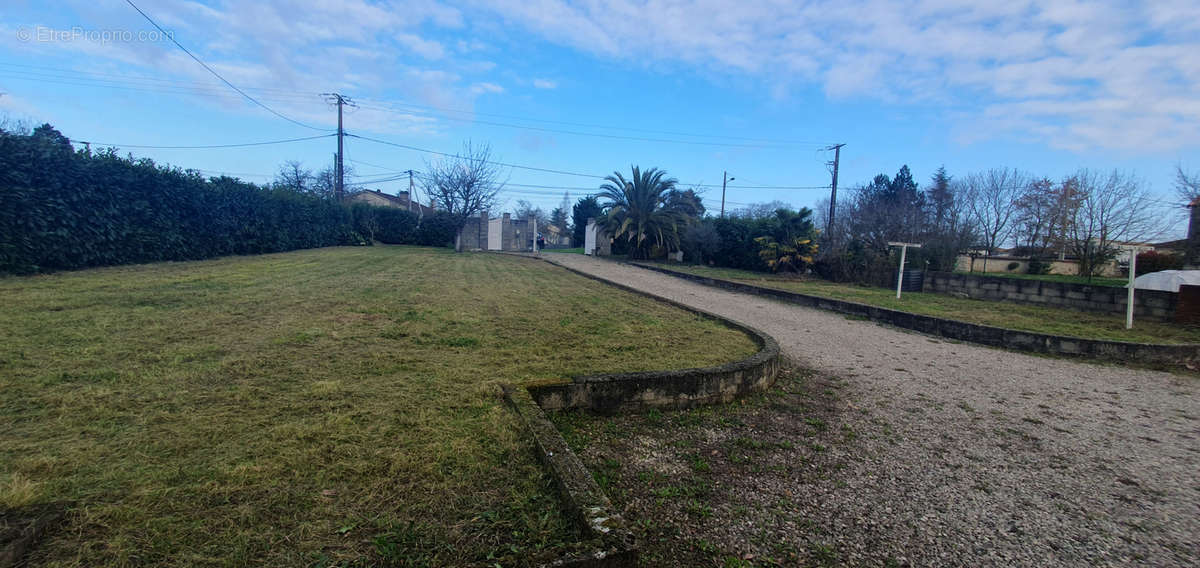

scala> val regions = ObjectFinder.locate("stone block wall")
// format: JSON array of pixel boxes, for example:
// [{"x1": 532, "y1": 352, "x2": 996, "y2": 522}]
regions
[
  {"x1": 924, "y1": 271, "x2": 1177, "y2": 320},
  {"x1": 459, "y1": 211, "x2": 489, "y2": 250}
]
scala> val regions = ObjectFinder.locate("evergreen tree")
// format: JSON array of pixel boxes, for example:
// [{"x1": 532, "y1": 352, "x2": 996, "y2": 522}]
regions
[{"x1": 571, "y1": 195, "x2": 604, "y2": 246}]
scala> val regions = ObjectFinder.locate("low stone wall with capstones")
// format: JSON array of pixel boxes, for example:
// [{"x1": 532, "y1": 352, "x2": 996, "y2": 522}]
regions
[{"x1": 924, "y1": 271, "x2": 1177, "y2": 321}]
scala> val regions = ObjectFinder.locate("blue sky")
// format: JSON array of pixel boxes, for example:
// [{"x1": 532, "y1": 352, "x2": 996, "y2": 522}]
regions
[{"x1": 3, "y1": 0, "x2": 1199, "y2": 235}]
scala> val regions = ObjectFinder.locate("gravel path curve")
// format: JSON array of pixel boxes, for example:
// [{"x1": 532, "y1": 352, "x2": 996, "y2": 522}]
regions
[{"x1": 547, "y1": 254, "x2": 1199, "y2": 567}]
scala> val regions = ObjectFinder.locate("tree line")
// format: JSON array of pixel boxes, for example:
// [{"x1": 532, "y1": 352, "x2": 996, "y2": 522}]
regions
[{"x1": 818, "y1": 164, "x2": 1170, "y2": 283}]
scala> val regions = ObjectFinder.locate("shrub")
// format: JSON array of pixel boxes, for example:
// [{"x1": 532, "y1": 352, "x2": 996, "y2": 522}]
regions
[
  {"x1": 373, "y1": 207, "x2": 420, "y2": 244},
  {"x1": 755, "y1": 235, "x2": 816, "y2": 273},
  {"x1": 680, "y1": 222, "x2": 721, "y2": 264},
  {"x1": 414, "y1": 212, "x2": 458, "y2": 248},
  {"x1": 1135, "y1": 250, "x2": 1184, "y2": 276},
  {"x1": 1007, "y1": 261, "x2": 1021, "y2": 271},
  {"x1": 0, "y1": 123, "x2": 450, "y2": 274},
  {"x1": 1027, "y1": 258, "x2": 1052, "y2": 275}
]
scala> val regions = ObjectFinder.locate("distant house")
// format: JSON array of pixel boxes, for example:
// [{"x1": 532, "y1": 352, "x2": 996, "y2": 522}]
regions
[
  {"x1": 542, "y1": 224, "x2": 570, "y2": 246},
  {"x1": 348, "y1": 189, "x2": 436, "y2": 217}
]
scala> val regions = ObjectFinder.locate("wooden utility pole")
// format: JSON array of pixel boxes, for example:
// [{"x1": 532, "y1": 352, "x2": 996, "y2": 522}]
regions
[
  {"x1": 321, "y1": 93, "x2": 355, "y2": 200},
  {"x1": 826, "y1": 144, "x2": 846, "y2": 239},
  {"x1": 721, "y1": 171, "x2": 734, "y2": 218},
  {"x1": 405, "y1": 169, "x2": 416, "y2": 212}
]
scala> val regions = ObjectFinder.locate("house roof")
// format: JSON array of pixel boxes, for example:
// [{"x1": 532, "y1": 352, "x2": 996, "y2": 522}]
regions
[{"x1": 356, "y1": 189, "x2": 406, "y2": 206}]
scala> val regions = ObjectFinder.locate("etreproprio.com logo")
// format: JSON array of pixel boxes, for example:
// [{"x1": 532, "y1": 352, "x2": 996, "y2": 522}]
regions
[{"x1": 16, "y1": 25, "x2": 173, "y2": 44}]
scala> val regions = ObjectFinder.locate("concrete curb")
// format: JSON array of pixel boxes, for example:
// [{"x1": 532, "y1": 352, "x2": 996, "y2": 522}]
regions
[
  {"x1": 631, "y1": 262, "x2": 1200, "y2": 368},
  {"x1": 501, "y1": 386, "x2": 637, "y2": 567},
  {"x1": 535, "y1": 255, "x2": 782, "y2": 412},
  {"x1": 491, "y1": 252, "x2": 788, "y2": 566}
]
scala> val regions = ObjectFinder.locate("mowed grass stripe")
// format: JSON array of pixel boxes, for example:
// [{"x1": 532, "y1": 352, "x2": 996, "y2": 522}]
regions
[{"x1": 0, "y1": 247, "x2": 757, "y2": 567}]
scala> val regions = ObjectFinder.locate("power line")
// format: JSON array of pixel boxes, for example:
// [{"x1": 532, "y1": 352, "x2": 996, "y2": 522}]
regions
[
  {"x1": 123, "y1": 0, "x2": 331, "y2": 132},
  {"x1": 356, "y1": 101, "x2": 813, "y2": 149},
  {"x1": 347, "y1": 133, "x2": 606, "y2": 179},
  {"x1": 1, "y1": 62, "x2": 834, "y2": 148},
  {"x1": 352, "y1": 96, "x2": 836, "y2": 146},
  {"x1": 71, "y1": 133, "x2": 334, "y2": 149},
  {"x1": 347, "y1": 133, "x2": 830, "y2": 189}
]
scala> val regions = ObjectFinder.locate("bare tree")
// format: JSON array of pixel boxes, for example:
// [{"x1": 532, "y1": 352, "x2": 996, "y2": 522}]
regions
[
  {"x1": 963, "y1": 168, "x2": 1031, "y2": 257},
  {"x1": 1063, "y1": 169, "x2": 1164, "y2": 277},
  {"x1": 313, "y1": 162, "x2": 356, "y2": 201},
  {"x1": 731, "y1": 200, "x2": 793, "y2": 220},
  {"x1": 1013, "y1": 177, "x2": 1072, "y2": 257},
  {"x1": 421, "y1": 141, "x2": 506, "y2": 252},
  {"x1": 512, "y1": 199, "x2": 548, "y2": 226},
  {"x1": 0, "y1": 113, "x2": 32, "y2": 135},
  {"x1": 273, "y1": 161, "x2": 313, "y2": 193},
  {"x1": 1176, "y1": 163, "x2": 1200, "y2": 204}
]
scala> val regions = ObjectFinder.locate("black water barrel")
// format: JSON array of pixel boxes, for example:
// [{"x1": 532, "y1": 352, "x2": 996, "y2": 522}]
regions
[{"x1": 901, "y1": 269, "x2": 925, "y2": 292}]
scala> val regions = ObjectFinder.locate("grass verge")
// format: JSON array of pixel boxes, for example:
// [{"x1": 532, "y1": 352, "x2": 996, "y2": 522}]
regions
[
  {"x1": 0, "y1": 246, "x2": 757, "y2": 566},
  {"x1": 638, "y1": 263, "x2": 1200, "y2": 344}
]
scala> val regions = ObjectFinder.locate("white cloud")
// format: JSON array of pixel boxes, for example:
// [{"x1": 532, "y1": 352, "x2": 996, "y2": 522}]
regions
[
  {"x1": 17, "y1": 0, "x2": 502, "y2": 133},
  {"x1": 470, "y1": 82, "x2": 505, "y2": 95},
  {"x1": 532, "y1": 78, "x2": 556, "y2": 89},
  {"x1": 476, "y1": 0, "x2": 1200, "y2": 152}
]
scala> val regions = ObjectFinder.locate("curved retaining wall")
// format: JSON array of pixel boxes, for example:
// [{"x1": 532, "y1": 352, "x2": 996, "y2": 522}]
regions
[
  {"x1": 533, "y1": 256, "x2": 782, "y2": 412},
  {"x1": 633, "y1": 263, "x2": 1200, "y2": 368}
]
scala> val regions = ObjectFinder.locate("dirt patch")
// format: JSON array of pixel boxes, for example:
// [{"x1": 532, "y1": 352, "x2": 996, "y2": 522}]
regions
[{"x1": 1, "y1": 503, "x2": 68, "y2": 568}]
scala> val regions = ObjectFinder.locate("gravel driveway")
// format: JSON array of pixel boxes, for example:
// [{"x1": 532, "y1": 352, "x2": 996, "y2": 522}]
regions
[{"x1": 546, "y1": 254, "x2": 1199, "y2": 567}]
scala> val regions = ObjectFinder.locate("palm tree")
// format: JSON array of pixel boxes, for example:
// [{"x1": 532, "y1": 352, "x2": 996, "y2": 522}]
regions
[{"x1": 598, "y1": 166, "x2": 685, "y2": 259}]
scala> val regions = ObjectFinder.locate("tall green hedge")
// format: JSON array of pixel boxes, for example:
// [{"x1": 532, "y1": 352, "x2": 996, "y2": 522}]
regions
[{"x1": 0, "y1": 124, "x2": 451, "y2": 274}]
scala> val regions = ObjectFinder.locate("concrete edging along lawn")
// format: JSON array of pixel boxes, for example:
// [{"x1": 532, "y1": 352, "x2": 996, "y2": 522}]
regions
[
  {"x1": 493, "y1": 252, "x2": 784, "y2": 567},
  {"x1": 501, "y1": 386, "x2": 637, "y2": 567},
  {"x1": 535, "y1": 255, "x2": 782, "y2": 412},
  {"x1": 630, "y1": 262, "x2": 1200, "y2": 368}
]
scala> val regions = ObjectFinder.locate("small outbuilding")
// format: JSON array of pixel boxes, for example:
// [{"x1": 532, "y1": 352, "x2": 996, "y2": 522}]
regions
[
  {"x1": 1132, "y1": 270, "x2": 1200, "y2": 292},
  {"x1": 584, "y1": 218, "x2": 610, "y2": 256}
]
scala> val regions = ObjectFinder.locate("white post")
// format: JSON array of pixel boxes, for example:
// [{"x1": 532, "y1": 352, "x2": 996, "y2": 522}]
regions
[
  {"x1": 532, "y1": 218, "x2": 539, "y2": 255},
  {"x1": 1126, "y1": 249, "x2": 1137, "y2": 329},
  {"x1": 888, "y1": 242, "x2": 922, "y2": 300}
]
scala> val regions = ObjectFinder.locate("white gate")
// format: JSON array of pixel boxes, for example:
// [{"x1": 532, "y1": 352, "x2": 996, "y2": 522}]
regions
[{"x1": 487, "y1": 218, "x2": 502, "y2": 251}]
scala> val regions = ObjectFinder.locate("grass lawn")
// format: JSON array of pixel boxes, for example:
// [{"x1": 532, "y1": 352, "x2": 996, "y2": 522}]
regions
[
  {"x1": 0, "y1": 247, "x2": 757, "y2": 567},
  {"x1": 639, "y1": 263, "x2": 1200, "y2": 344},
  {"x1": 960, "y1": 271, "x2": 1128, "y2": 287},
  {"x1": 542, "y1": 248, "x2": 583, "y2": 254}
]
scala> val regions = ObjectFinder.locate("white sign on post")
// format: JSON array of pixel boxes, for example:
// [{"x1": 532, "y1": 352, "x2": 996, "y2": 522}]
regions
[
  {"x1": 1122, "y1": 245, "x2": 1150, "y2": 329},
  {"x1": 888, "y1": 242, "x2": 922, "y2": 299}
]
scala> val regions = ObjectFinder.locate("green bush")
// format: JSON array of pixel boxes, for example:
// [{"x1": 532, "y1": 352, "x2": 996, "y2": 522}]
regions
[
  {"x1": 707, "y1": 208, "x2": 818, "y2": 272},
  {"x1": 1135, "y1": 250, "x2": 1184, "y2": 276},
  {"x1": 0, "y1": 123, "x2": 447, "y2": 274},
  {"x1": 414, "y1": 212, "x2": 458, "y2": 247},
  {"x1": 1026, "y1": 258, "x2": 1052, "y2": 275}
]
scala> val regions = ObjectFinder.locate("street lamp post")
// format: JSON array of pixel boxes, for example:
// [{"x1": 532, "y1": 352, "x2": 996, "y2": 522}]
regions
[{"x1": 720, "y1": 171, "x2": 734, "y2": 218}]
